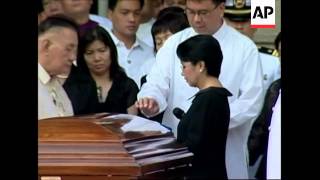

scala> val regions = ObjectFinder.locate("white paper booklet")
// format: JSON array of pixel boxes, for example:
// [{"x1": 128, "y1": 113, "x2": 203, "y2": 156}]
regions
[{"x1": 107, "y1": 114, "x2": 170, "y2": 134}]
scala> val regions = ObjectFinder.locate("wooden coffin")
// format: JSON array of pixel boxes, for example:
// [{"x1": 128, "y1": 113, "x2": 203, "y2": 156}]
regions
[{"x1": 38, "y1": 113, "x2": 193, "y2": 179}]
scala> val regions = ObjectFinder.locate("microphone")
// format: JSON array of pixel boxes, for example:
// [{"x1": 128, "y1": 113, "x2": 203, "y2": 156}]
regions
[{"x1": 173, "y1": 107, "x2": 185, "y2": 120}]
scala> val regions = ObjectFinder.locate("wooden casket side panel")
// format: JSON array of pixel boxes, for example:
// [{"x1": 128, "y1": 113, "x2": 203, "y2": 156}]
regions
[
  {"x1": 122, "y1": 134, "x2": 193, "y2": 175},
  {"x1": 38, "y1": 115, "x2": 193, "y2": 178},
  {"x1": 39, "y1": 118, "x2": 142, "y2": 177}
]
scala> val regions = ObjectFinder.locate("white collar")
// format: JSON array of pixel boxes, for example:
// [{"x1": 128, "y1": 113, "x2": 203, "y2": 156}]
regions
[
  {"x1": 212, "y1": 20, "x2": 228, "y2": 42},
  {"x1": 189, "y1": 19, "x2": 228, "y2": 42},
  {"x1": 108, "y1": 29, "x2": 144, "y2": 50},
  {"x1": 38, "y1": 63, "x2": 51, "y2": 85}
]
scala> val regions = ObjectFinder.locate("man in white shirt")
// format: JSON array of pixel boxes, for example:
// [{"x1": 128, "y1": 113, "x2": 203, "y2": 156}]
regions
[
  {"x1": 38, "y1": 15, "x2": 78, "y2": 120},
  {"x1": 107, "y1": 0, "x2": 155, "y2": 87},
  {"x1": 136, "y1": 0, "x2": 264, "y2": 178}
]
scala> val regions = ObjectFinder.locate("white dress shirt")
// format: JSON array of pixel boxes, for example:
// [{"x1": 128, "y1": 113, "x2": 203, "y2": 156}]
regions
[
  {"x1": 259, "y1": 52, "x2": 281, "y2": 92},
  {"x1": 138, "y1": 21, "x2": 264, "y2": 179},
  {"x1": 38, "y1": 64, "x2": 74, "y2": 120},
  {"x1": 107, "y1": 29, "x2": 155, "y2": 87},
  {"x1": 267, "y1": 90, "x2": 281, "y2": 179},
  {"x1": 139, "y1": 56, "x2": 156, "y2": 78}
]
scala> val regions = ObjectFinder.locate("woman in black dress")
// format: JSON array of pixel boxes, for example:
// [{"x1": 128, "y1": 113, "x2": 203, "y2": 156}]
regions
[
  {"x1": 64, "y1": 26, "x2": 139, "y2": 115},
  {"x1": 176, "y1": 34, "x2": 232, "y2": 179}
]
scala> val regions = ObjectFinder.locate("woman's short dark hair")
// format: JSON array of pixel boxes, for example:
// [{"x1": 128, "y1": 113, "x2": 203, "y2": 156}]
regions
[
  {"x1": 177, "y1": 34, "x2": 223, "y2": 77},
  {"x1": 151, "y1": 7, "x2": 189, "y2": 52},
  {"x1": 77, "y1": 26, "x2": 126, "y2": 80},
  {"x1": 38, "y1": 14, "x2": 79, "y2": 37}
]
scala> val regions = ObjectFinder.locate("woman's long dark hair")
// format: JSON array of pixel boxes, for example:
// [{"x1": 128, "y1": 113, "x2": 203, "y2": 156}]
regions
[{"x1": 77, "y1": 25, "x2": 126, "y2": 80}]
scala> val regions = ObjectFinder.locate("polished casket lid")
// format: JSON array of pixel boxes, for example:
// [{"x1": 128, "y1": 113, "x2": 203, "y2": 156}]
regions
[{"x1": 38, "y1": 113, "x2": 193, "y2": 178}]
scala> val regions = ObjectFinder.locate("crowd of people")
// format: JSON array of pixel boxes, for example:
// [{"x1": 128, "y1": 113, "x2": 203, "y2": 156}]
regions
[{"x1": 38, "y1": 0, "x2": 281, "y2": 179}]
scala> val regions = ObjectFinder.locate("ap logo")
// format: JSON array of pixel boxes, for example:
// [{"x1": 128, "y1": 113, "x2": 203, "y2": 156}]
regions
[{"x1": 251, "y1": 0, "x2": 276, "y2": 28}]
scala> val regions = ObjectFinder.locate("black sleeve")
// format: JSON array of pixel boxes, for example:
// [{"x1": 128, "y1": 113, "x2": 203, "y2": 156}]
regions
[
  {"x1": 178, "y1": 95, "x2": 211, "y2": 152},
  {"x1": 125, "y1": 78, "x2": 139, "y2": 108}
]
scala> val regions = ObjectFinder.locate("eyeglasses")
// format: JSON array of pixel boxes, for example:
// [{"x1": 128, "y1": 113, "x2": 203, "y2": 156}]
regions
[{"x1": 184, "y1": 5, "x2": 219, "y2": 18}]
